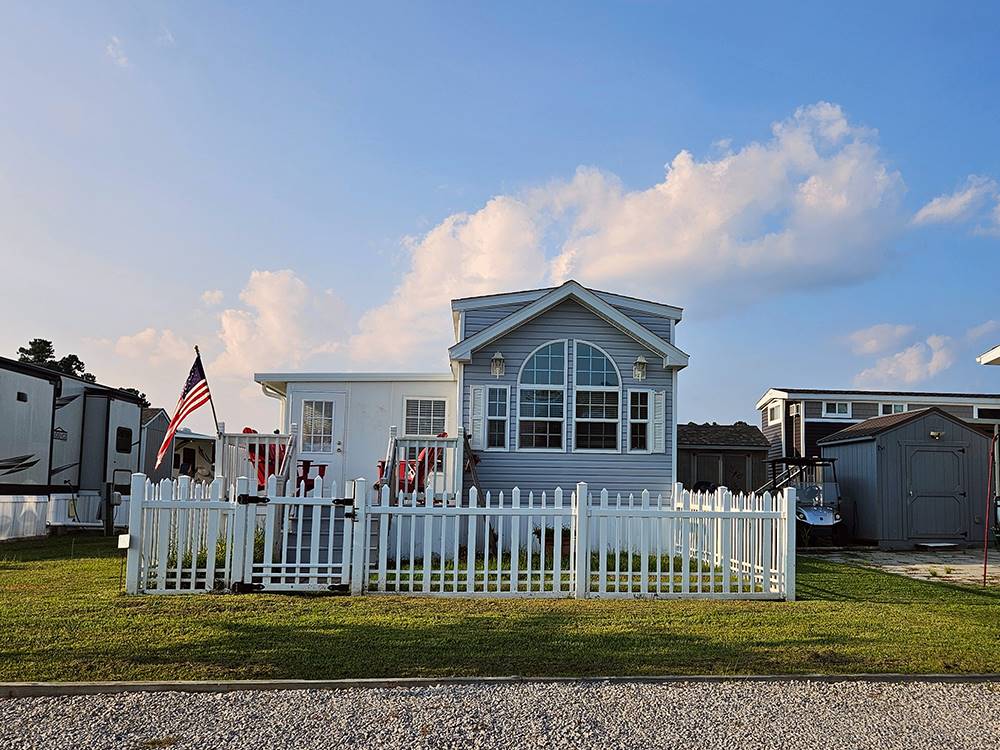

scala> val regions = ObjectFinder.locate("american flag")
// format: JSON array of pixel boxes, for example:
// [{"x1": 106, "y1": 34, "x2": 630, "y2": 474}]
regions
[{"x1": 155, "y1": 353, "x2": 215, "y2": 469}]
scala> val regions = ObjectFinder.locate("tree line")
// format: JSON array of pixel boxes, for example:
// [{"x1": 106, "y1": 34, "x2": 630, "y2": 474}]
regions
[{"x1": 15, "y1": 338, "x2": 151, "y2": 408}]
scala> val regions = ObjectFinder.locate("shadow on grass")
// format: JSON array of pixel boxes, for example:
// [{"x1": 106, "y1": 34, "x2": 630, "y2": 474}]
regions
[{"x1": 89, "y1": 607, "x2": 884, "y2": 680}]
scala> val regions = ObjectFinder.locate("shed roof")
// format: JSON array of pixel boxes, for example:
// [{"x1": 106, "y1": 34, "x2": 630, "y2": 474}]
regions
[
  {"x1": 678, "y1": 422, "x2": 769, "y2": 449},
  {"x1": 141, "y1": 407, "x2": 167, "y2": 426},
  {"x1": 817, "y1": 407, "x2": 982, "y2": 446}
]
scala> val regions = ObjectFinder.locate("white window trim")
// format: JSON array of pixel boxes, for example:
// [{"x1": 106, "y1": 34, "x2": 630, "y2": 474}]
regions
[
  {"x1": 822, "y1": 401, "x2": 853, "y2": 419},
  {"x1": 973, "y1": 405, "x2": 1000, "y2": 421},
  {"x1": 516, "y1": 339, "x2": 568, "y2": 452},
  {"x1": 300, "y1": 399, "x2": 335, "y2": 453},
  {"x1": 401, "y1": 396, "x2": 448, "y2": 438},
  {"x1": 572, "y1": 340, "x2": 622, "y2": 454},
  {"x1": 627, "y1": 388, "x2": 653, "y2": 455},
  {"x1": 767, "y1": 401, "x2": 782, "y2": 426},
  {"x1": 484, "y1": 385, "x2": 510, "y2": 452},
  {"x1": 879, "y1": 402, "x2": 908, "y2": 416}
]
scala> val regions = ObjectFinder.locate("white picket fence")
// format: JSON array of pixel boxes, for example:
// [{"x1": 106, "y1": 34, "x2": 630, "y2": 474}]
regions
[{"x1": 123, "y1": 474, "x2": 795, "y2": 600}]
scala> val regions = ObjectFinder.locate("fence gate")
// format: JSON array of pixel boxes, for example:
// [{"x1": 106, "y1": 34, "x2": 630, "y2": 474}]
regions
[
  {"x1": 124, "y1": 474, "x2": 367, "y2": 595},
  {"x1": 230, "y1": 476, "x2": 363, "y2": 594}
]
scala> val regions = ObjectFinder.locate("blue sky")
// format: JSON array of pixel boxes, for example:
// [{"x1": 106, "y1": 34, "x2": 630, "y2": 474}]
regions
[{"x1": 2, "y1": 2, "x2": 999, "y2": 432}]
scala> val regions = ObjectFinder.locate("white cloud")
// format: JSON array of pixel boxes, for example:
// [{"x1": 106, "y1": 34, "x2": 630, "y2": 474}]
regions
[
  {"x1": 854, "y1": 335, "x2": 955, "y2": 387},
  {"x1": 846, "y1": 323, "x2": 915, "y2": 355},
  {"x1": 105, "y1": 36, "x2": 129, "y2": 68},
  {"x1": 201, "y1": 289, "x2": 224, "y2": 306},
  {"x1": 966, "y1": 319, "x2": 1000, "y2": 342},
  {"x1": 354, "y1": 102, "x2": 904, "y2": 366},
  {"x1": 211, "y1": 269, "x2": 352, "y2": 380},
  {"x1": 912, "y1": 175, "x2": 997, "y2": 226},
  {"x1": 114, "y1": 328, "x2": 192, "y2": 365}
]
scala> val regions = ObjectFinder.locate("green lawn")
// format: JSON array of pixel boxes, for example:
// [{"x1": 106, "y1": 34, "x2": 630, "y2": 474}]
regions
[{"x1": 2, "y1": 535, "x2": 999, "y2": 682}]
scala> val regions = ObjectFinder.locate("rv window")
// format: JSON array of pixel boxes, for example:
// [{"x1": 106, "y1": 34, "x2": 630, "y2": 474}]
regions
[
  {"x1": 115, "y1": 427, "x2": 133, "y2": 453},
  {"x1": 16, "y1": 391, "x2": 28, "y2": 403}
]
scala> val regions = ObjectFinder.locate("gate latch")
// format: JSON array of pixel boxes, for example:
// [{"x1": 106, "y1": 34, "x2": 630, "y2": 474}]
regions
[{"x1": 236, "y1": 494, "x2": 270, "y2": 505}]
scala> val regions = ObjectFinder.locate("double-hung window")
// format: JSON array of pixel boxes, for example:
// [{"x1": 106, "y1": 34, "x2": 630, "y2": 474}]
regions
[
  {"x1": 404, "y1": 398, "x2": 447, "y2": 436},
  {"x1": 823, "y1": 401, "x2": 851, "y2": 418},
  {"x1": 486, "y1": 386, "x2": 509, "y2": 450},
  {"x1": 627, "y1": 390, "x2": 651, "y2": 453},
  {"x1": 517, "y1": 341, "x2": 566, "y2": 450},
  {"x1": 573, "y1": 342, "x2": 620, "y2": 451},
  {"x1": 302, "y1": 400, "x2": 335, "y2": 452}
]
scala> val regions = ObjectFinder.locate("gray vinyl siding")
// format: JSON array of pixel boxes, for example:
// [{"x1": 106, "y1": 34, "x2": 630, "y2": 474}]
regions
[
  {"x1": 760, "y1": 408, "x2": 784, "y2": 463},
  {"x1": 804, "y1": 401, "x2": 822, "y2": 419},
  {"x1": 928, "y1": 404, "x2": 974, "y2": 419},
  {"x1": 463, "y1": 303, "x2": 529, "y2": 337},
  {"x1": 853, "y1": 402, "x2": 878, "y2": 420},
  {"x1": 820, "y1": 439, "x2": 879, "y2": 541},
  {"x1": 461, "y1": 302, "x2": 676, "y2": 343},
  {"x1": 615, "y1": 308, "x2": 673, "y2": 340},
  {"x1": 462, "y1": 299, "x2": 674, "y2": 496}
]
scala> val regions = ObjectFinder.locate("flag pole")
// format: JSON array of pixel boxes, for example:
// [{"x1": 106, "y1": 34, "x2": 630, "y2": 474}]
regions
[{"x1": 195, "y1": 345, "x2": 222, "y2": 437}]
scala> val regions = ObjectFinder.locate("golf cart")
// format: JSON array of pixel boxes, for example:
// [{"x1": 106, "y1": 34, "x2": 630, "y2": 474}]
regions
[{"x1": 766, "y1": 457, "x2": 843, "y2": 540}]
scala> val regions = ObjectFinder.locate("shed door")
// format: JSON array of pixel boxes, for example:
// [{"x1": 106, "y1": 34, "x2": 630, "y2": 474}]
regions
[{"x1": 904, "y1": 445, "x2": 968, "y2": 540}]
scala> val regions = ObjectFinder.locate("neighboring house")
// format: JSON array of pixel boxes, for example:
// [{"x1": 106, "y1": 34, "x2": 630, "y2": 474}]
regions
[
  {"x1": 676, "y1": 422, "x2": 769, "y2": 493},
  {"x1": 819, "y1": 407, "x2": 990, "y2": 550},
  {"x1": 256, "y1": 280, "x2": 689, "y2": 496},
  {"x1": 756, "y1": 387, "x2": 1000, "y2": 464}
]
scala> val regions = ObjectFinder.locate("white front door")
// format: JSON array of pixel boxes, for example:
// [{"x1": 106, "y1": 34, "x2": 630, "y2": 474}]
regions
[{"x1": 294, "y1": 392, "x2": 347, "y2": 493}]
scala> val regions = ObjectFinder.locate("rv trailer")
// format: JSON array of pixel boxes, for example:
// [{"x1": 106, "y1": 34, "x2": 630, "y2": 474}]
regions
[{"x1": 0, "y1": 356, "x2": 142, "y2": 538}]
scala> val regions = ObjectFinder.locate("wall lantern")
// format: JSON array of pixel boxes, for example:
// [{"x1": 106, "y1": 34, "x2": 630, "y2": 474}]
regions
[
  {"x1": 632, "y1": 355, "x2": 648, "y2": 382},
  {"x1": 490, "y1": 351, "x2": 506, "y2": 378},
  {"x1": 929, "y1": 430, "x2": 945, "y2": 440}
]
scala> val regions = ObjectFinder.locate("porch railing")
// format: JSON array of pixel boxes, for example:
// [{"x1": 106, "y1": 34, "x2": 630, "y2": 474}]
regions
[
  {"x1": 379, "y1": 426, "x2": 464, "y2": 502},
  {"x1": 215, "y1": 422, "x2": 297, "y2": 497}
]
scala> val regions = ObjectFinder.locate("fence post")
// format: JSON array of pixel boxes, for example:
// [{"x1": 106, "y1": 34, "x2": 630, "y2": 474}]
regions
[
  {"x1": 230, "y1": 476, "x2": 249, "y2": 591},
  {"x1": 784, "y1": 487, "x2": 797, "y2": 601},
  {"x1": 351, "y1": 478, "x2": 368, "y2": 595},
  {"x1": 124, "y1": 472, "x2": 146, "y2": 594},
  {"x1": 574, "y1": 482, "x2": 589, "y2": 599}
]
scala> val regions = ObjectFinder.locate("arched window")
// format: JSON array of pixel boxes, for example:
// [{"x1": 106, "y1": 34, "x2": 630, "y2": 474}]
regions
[
  {"x1": 574, "y1": 341, "x2": 621, "y2": 451},
  {"x1": 517, "y1": 341, "x2": 566, "y2": 450}
]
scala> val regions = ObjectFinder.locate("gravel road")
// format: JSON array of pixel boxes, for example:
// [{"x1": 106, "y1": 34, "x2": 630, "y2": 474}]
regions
[{"x1": 2, "y1": 680, "x2": 998, "y2": 750}]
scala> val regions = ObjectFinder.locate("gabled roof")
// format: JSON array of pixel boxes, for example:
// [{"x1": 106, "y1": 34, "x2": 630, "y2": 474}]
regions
[
  {"x1": 755, "y1": 386, "x2": 1000, "y2": 410},
  {"x1": 678, "y1": 422, "x2": 769, "y2": 449},
  {"x1": 451, "y1": 285, "x2": 684, "y2": 320},
  {"x1": 141, "y1": 407, "x2": 167, "y2": 426},
  {"x1": 817, "y1": 407, "x2": 985, "y2": 446},
  {"x1": 448, "y1": 280, "x2": 689, "y2": 368}
]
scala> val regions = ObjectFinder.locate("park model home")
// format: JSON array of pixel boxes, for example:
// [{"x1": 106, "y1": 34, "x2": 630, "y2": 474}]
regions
[
  {"x1": 756, "y1": 387, "x2": 1000, "y2": 464},
  {"x1": 255, "y1": 281, "x2": 689, "y2": 497}
]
